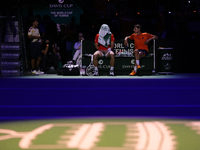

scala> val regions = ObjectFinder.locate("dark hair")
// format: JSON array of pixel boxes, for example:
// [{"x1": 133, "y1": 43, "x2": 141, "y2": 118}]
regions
[
  {"x1": 31, "y1": 17, "x2": 38, "y2": 24},
  {"x1": 134, "y1": 24, "x2": 142, "y2": 30}
]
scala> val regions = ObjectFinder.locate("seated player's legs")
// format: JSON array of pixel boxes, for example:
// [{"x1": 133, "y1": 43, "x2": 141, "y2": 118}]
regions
[
  {"x1": 138, "y1": 49, "x2": 148, "y2": 59},
  {"x1": 106, "y1": 51, "x2": 115, "y2": 67},
  {"x1": 93, "y1": 51, "x2": 103, "y2": 67},
  {"x1": 93, "y1": 51, "x2": 103, "y2": 76},
  {"x1": 106, "y1": 50, "x2": 115, "y2": 76},
  {"x1": 130, "y1": 49, "x2": 148, "y2": 76}
]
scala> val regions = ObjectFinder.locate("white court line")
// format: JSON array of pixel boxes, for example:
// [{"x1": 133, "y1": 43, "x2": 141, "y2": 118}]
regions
[
  {"x1": 144, "y1": 122, "x2": 162, "y2": 150},
  {"x1": 19, "y1": 124, "x2": 54, "y2": 149},
  {"x1": 134, "y1": 122, "x2": 176, "y2": 150},
  {"x1": 78, "y1": 123, "x2": 104, "y2": 150},
  {"x1": 135, "y1": 123, "x2": 148, "y2": 150},
  {"x1": 0, "y1": 129, "x2": 29, "y2": 141},
  {"x1": 154, "y1": 122, "x2": 176, "y2": 150},
  {"x1": 187, "y1": 121, "x2": 200, "y2": 135},
  {"x1": 1, "y1": 121, "x2": 179, "y2": 150},
  {"x1": 67, "y1": 124, "x2": 91, "y2": 148}
]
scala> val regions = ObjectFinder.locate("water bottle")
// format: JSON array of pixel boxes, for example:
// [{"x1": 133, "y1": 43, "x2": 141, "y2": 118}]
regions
[
  {"x1": 82, "y1": 66, "x2": 86, "y2": 76},
  {"x1": 152, "y1": 69, "x2": 156, "y2": 75},
  {"x1": 80, "y1": 66, "x2": 83, "y2": 75}
]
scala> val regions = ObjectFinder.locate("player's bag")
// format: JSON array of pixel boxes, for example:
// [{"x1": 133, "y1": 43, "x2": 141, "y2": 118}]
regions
[{"x1": 62, "y1": 63, "x2": 80, "y2": 76}]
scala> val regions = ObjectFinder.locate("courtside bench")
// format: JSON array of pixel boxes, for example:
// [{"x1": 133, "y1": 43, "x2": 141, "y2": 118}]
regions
[{"x1": 81, "y1": 40, "x2": 155, "y2": 75}]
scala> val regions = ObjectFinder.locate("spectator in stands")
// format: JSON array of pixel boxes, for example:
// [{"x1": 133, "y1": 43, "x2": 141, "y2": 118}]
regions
[
  {"x1": 27, "y1": 17, "x2": 44, "y2": 75},
  {"x1": 41, "y1": 37, "x2": 59, "y2": 72},
  {"x1": 93, "y1": 24, "x2": 115, "y2": 76},
  {"x1": 69, "y1": 33, "x2": 84, "y2": 65},
  {"x1": 124, "y1": 24, "x2": 158, "y2": 76}
]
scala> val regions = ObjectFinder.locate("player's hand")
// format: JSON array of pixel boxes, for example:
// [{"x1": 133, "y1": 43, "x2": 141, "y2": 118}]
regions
[
  {"x1": 144, "y1": 39, "x2": 150, "y2": 45},
  {"x1": 108, "y1": 48, "x2": 111, "y2": 51},
  {"x1": 124, "y1": 40, "x2": 128, "y2": 47}
]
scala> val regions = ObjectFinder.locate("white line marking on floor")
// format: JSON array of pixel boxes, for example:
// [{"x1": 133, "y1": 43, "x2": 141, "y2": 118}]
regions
[
  {"x1": 19, "y1": 124, "x2": 54, "y2": 149},
  {"x1": 135, "y1": 122, "x2": 148, "y2": 150},
  {"x1": 78, "y1": 123, "x2": 105, "y2": 150},
  {"x1": 0, "y1": 129, "x2": 28, "y2": 141},
  {"x1": 144, "y1": 122, "x2": 162, "y2": 150},
  {"x1": 187, "y1": 121, "x2": 200, "y2": 135},
  {"x1": 0, "y1": 121, "x2": 180, "y2": 150},
  {"x1": 154, "y1": 122, "x2": 176, "y2": 150},
  {"x1": 67, "y1": 124, "x2": 91, "y2": 148}
]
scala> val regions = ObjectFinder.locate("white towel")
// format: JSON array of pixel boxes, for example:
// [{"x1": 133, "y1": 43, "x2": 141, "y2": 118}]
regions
[{"x1": 98, "y1": 24, "x2": 112, "y2": 48}]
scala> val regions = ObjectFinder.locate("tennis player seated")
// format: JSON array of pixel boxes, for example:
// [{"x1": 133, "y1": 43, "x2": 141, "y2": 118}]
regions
[{"x1": 93, "y1": 24, "x2": 115, "y2": 76}]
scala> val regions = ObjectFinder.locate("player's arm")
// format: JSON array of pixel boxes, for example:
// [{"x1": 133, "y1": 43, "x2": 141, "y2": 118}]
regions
[
  {"x1": 144, "y1": 35, "x2": 158, "y2": 45},
  {"x1": 94, "y1": 43, "x2": 99, "y2": 50},
  {"x1": 42, "y1": 44, "x2": 49, "y2": 55},
  {"x1": 124, "y1": 36, "x2": 130, "y2": 47},
  {"x1": 52, "y1": 44, "x2": 57, "y2": 55},
  {"x1": 28, "y1": 35, "x2": 41, "y2": 39},
  {"x1": 110, "y1": 41, "x2": 114, "y2": 49},
  {"x1": 94, "y1": 34, "x2": 100, "y2": 50}
]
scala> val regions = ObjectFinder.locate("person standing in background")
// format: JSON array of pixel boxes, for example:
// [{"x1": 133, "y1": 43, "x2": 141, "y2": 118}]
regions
[{"x1": 27, "y1": 17, "x2": 44, "y2": 75}]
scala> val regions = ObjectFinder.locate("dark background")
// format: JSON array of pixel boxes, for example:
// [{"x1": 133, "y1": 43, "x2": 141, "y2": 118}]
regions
[{"x1": 0, "y1": 0, "x2": 200, "y2": 73}]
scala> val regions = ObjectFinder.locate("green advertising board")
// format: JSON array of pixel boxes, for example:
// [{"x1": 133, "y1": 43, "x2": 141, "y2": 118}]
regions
[{"x1": 23, "y1": 0, "x2": 83, "y2": 24}]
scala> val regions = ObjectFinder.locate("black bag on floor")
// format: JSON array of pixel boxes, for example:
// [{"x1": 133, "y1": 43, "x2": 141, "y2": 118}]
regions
[{"x1": 62, "y1": 64, "x2": 80, "y2": 76}]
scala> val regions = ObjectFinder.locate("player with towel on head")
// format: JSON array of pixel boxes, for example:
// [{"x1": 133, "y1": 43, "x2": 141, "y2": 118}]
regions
[{"x1": 93, "y1": 24, "x2": 115, "y2": 76}]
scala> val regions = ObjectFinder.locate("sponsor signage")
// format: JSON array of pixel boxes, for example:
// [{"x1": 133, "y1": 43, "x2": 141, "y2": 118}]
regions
[
  {"x1": 1, "y1": 43, "x2": 20, "y2": 51},
  {"x1": 98, "y1": 58, "x2": 135, "y2": 70},
  {"x1": 1, "y1": 69, "x2": 20, "y2": 76},
  {"x1": 161, "y1": 53, "x2": 173, "y2": 60},
  {"x1": 114, "y1": 42, "x2": 134, "y2": 57},
  {"x1": 1, "y1": 53, "x2": 20, "y2": 59},
  {"x1": 28, "y1": 0, "x2": 83, "y2": 24},
  {"x1": 1, "y1": 61, "x2": 21, "y2": 67}
]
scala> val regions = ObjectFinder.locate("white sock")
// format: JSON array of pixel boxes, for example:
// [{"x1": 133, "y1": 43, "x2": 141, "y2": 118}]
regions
[
  {"x1": 136, "y1": 60, "x2": 140, "y2": 66},
  {"x1": 110, "y1": 67, "x2": 114, "y2": 71},
  {"x1": 134, "y1": 66, "x2": 137, "y2": 73},
  {"x1": 95, "y1": 67, "x2": 98, "y2": 71}
]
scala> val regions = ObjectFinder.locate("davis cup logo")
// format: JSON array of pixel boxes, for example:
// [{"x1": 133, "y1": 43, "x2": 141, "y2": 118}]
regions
[
  {"x1": 98, "y1": 59, "x2": 103, "y2": 65},
  {"x1": 58, "y1": 0, "x2": 64, "y2": 3},
  {"x1": 162, "y1": 53, "x2": 173, "y2": 60},
  {"x1": 131, "y1": 59, "x2": 135, "y2": 65}
]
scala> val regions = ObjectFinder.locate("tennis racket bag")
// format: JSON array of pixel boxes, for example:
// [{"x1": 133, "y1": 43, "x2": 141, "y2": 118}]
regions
[{"x1": 62, "y1": 64, "x2": 80, "y2": 76}]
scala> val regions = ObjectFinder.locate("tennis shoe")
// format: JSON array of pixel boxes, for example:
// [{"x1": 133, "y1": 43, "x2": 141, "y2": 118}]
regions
[
  {"x1": 94, "y1": 70, "x2": 99, "y2": 76},
  {"x1": 37, "y1": 70, "x2": 44, "y2": 74},
  {"x1": 32, "y1": 70, "x2": 39, "y2": 75},
  {"x1": 137, "y1": 65, "x2": 141, "y2": 69},
  {"x1": 109, "y1": 70, "x2": 114, "y2": 76},
  {"x1": 129, "y1": 70, "x2": 137, "y2": 76}
]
